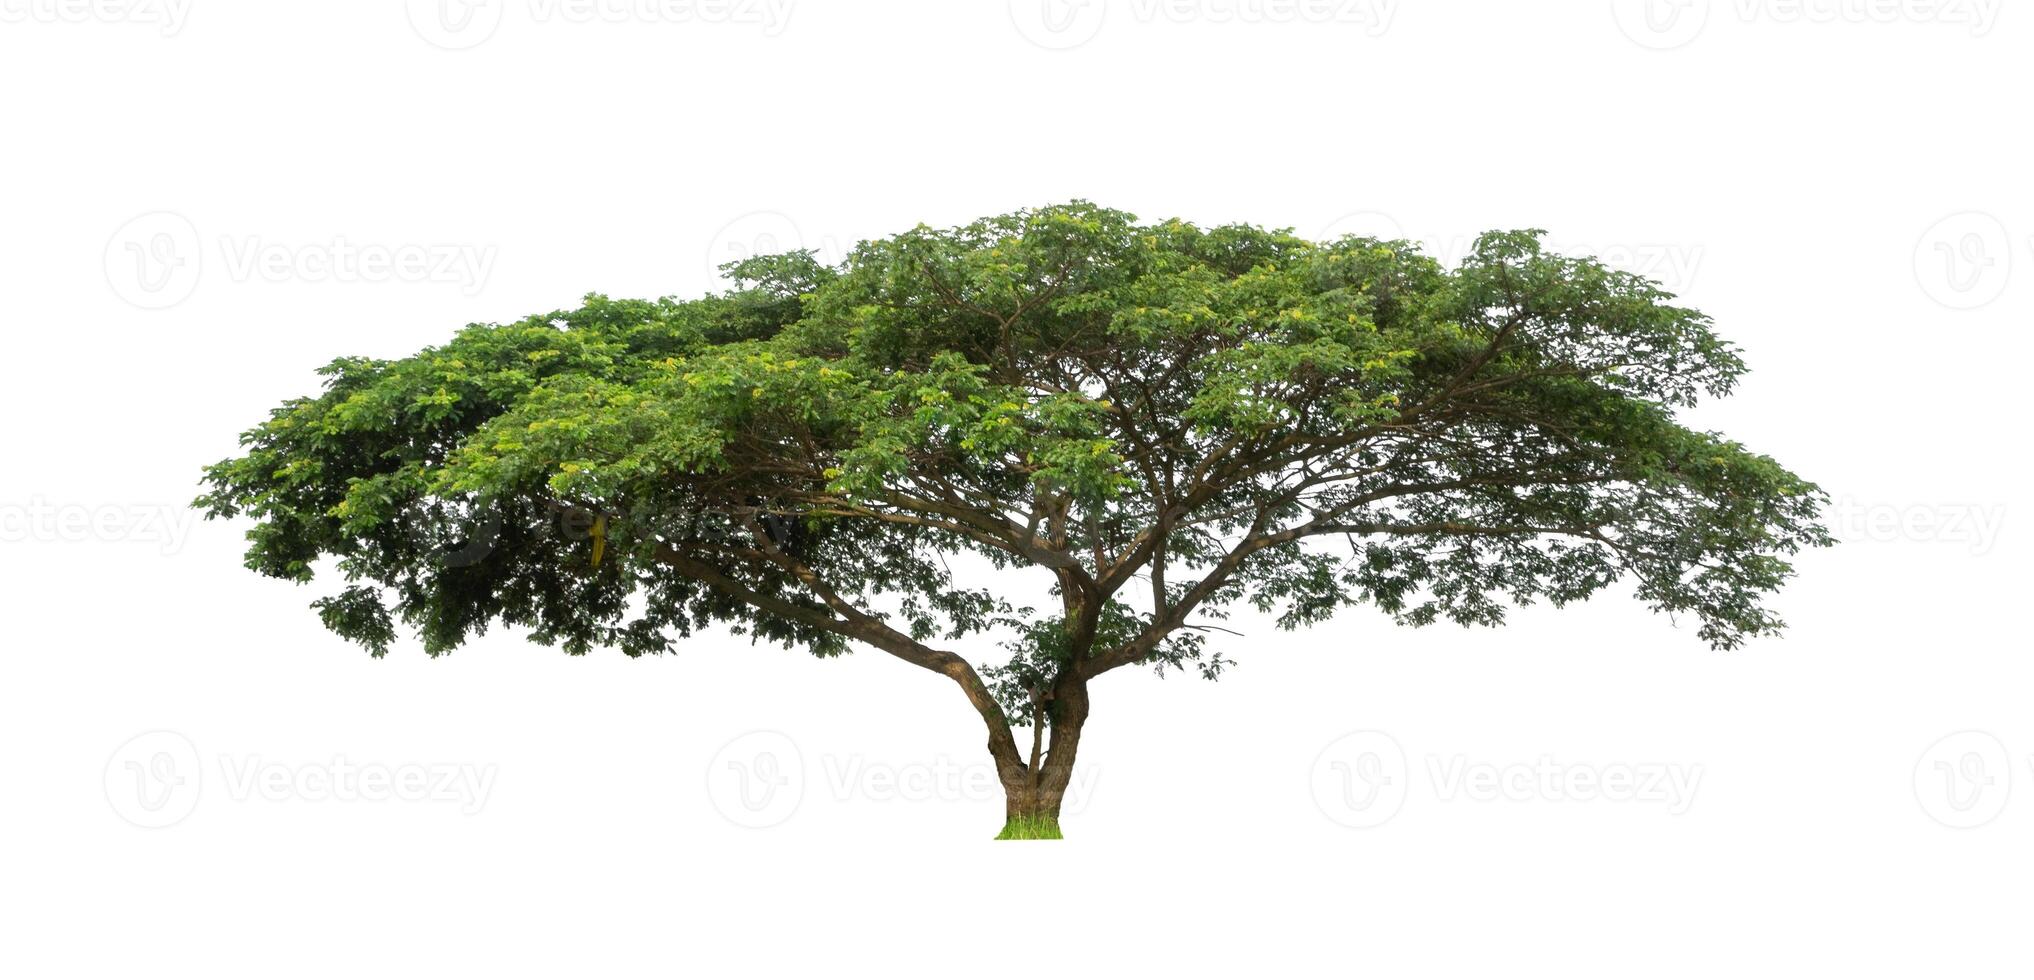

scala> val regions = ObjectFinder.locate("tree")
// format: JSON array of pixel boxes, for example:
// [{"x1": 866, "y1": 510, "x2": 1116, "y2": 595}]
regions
[{"x1": 198, "y1": 202, "x2": 1831, "y2": 838}]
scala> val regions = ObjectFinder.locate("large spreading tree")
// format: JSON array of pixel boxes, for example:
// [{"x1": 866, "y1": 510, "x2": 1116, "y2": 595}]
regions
[{"x1": 199, "y1": 203, "x2": 1829, "y2": 838}]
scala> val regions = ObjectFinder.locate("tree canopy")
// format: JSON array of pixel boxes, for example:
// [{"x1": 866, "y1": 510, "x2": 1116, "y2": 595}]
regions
[{"x1": 199, "y1": 202, "x2": 1830, "y2": 834}]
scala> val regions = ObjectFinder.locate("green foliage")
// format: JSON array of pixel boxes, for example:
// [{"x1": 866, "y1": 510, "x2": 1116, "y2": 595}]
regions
[{"x1": 199, "y1": 202, "x2": 1830, "y2": 702}]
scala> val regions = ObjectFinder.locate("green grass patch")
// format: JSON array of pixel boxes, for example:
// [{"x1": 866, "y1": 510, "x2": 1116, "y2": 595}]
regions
[{"x1": 995, "y1": 813, "x2": 1064, "y2": 840}]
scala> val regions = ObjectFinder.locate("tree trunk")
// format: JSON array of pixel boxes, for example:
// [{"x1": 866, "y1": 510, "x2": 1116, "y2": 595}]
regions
[
  {"x1": 996, "y1": 676, "x2": 1090, "y2": 840},
  {"x1": 998, "y1": 785, "x2": 1062, "y2": 839}
]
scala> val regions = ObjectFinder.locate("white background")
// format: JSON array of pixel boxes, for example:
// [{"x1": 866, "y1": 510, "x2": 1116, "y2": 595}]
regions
[{"x1": 3, "y1": 0, "x2": 2029, "y2": 975}]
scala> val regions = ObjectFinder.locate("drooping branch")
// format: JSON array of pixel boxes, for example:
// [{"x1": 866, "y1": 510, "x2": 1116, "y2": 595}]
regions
[
  {"x1": 650, "y1": 541, "x2": 1030, "y2": 784},
  {"x1": 1083, "y1": 511, "x2": 1611, "y2": 678}
]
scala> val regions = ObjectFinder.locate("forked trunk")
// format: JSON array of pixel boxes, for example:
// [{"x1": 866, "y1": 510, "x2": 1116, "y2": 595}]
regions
[
  {"x1": 998, "y1": 787, "x2": 1065, "y2": 839},
  {"x1": 996, "y1": 676, "x2": 1090, "y2": 840}
]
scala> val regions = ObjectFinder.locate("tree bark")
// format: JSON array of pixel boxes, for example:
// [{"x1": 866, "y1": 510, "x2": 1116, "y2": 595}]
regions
[{"x1": 997, "y1": 674, "x2": 1089, "y2": 839}]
